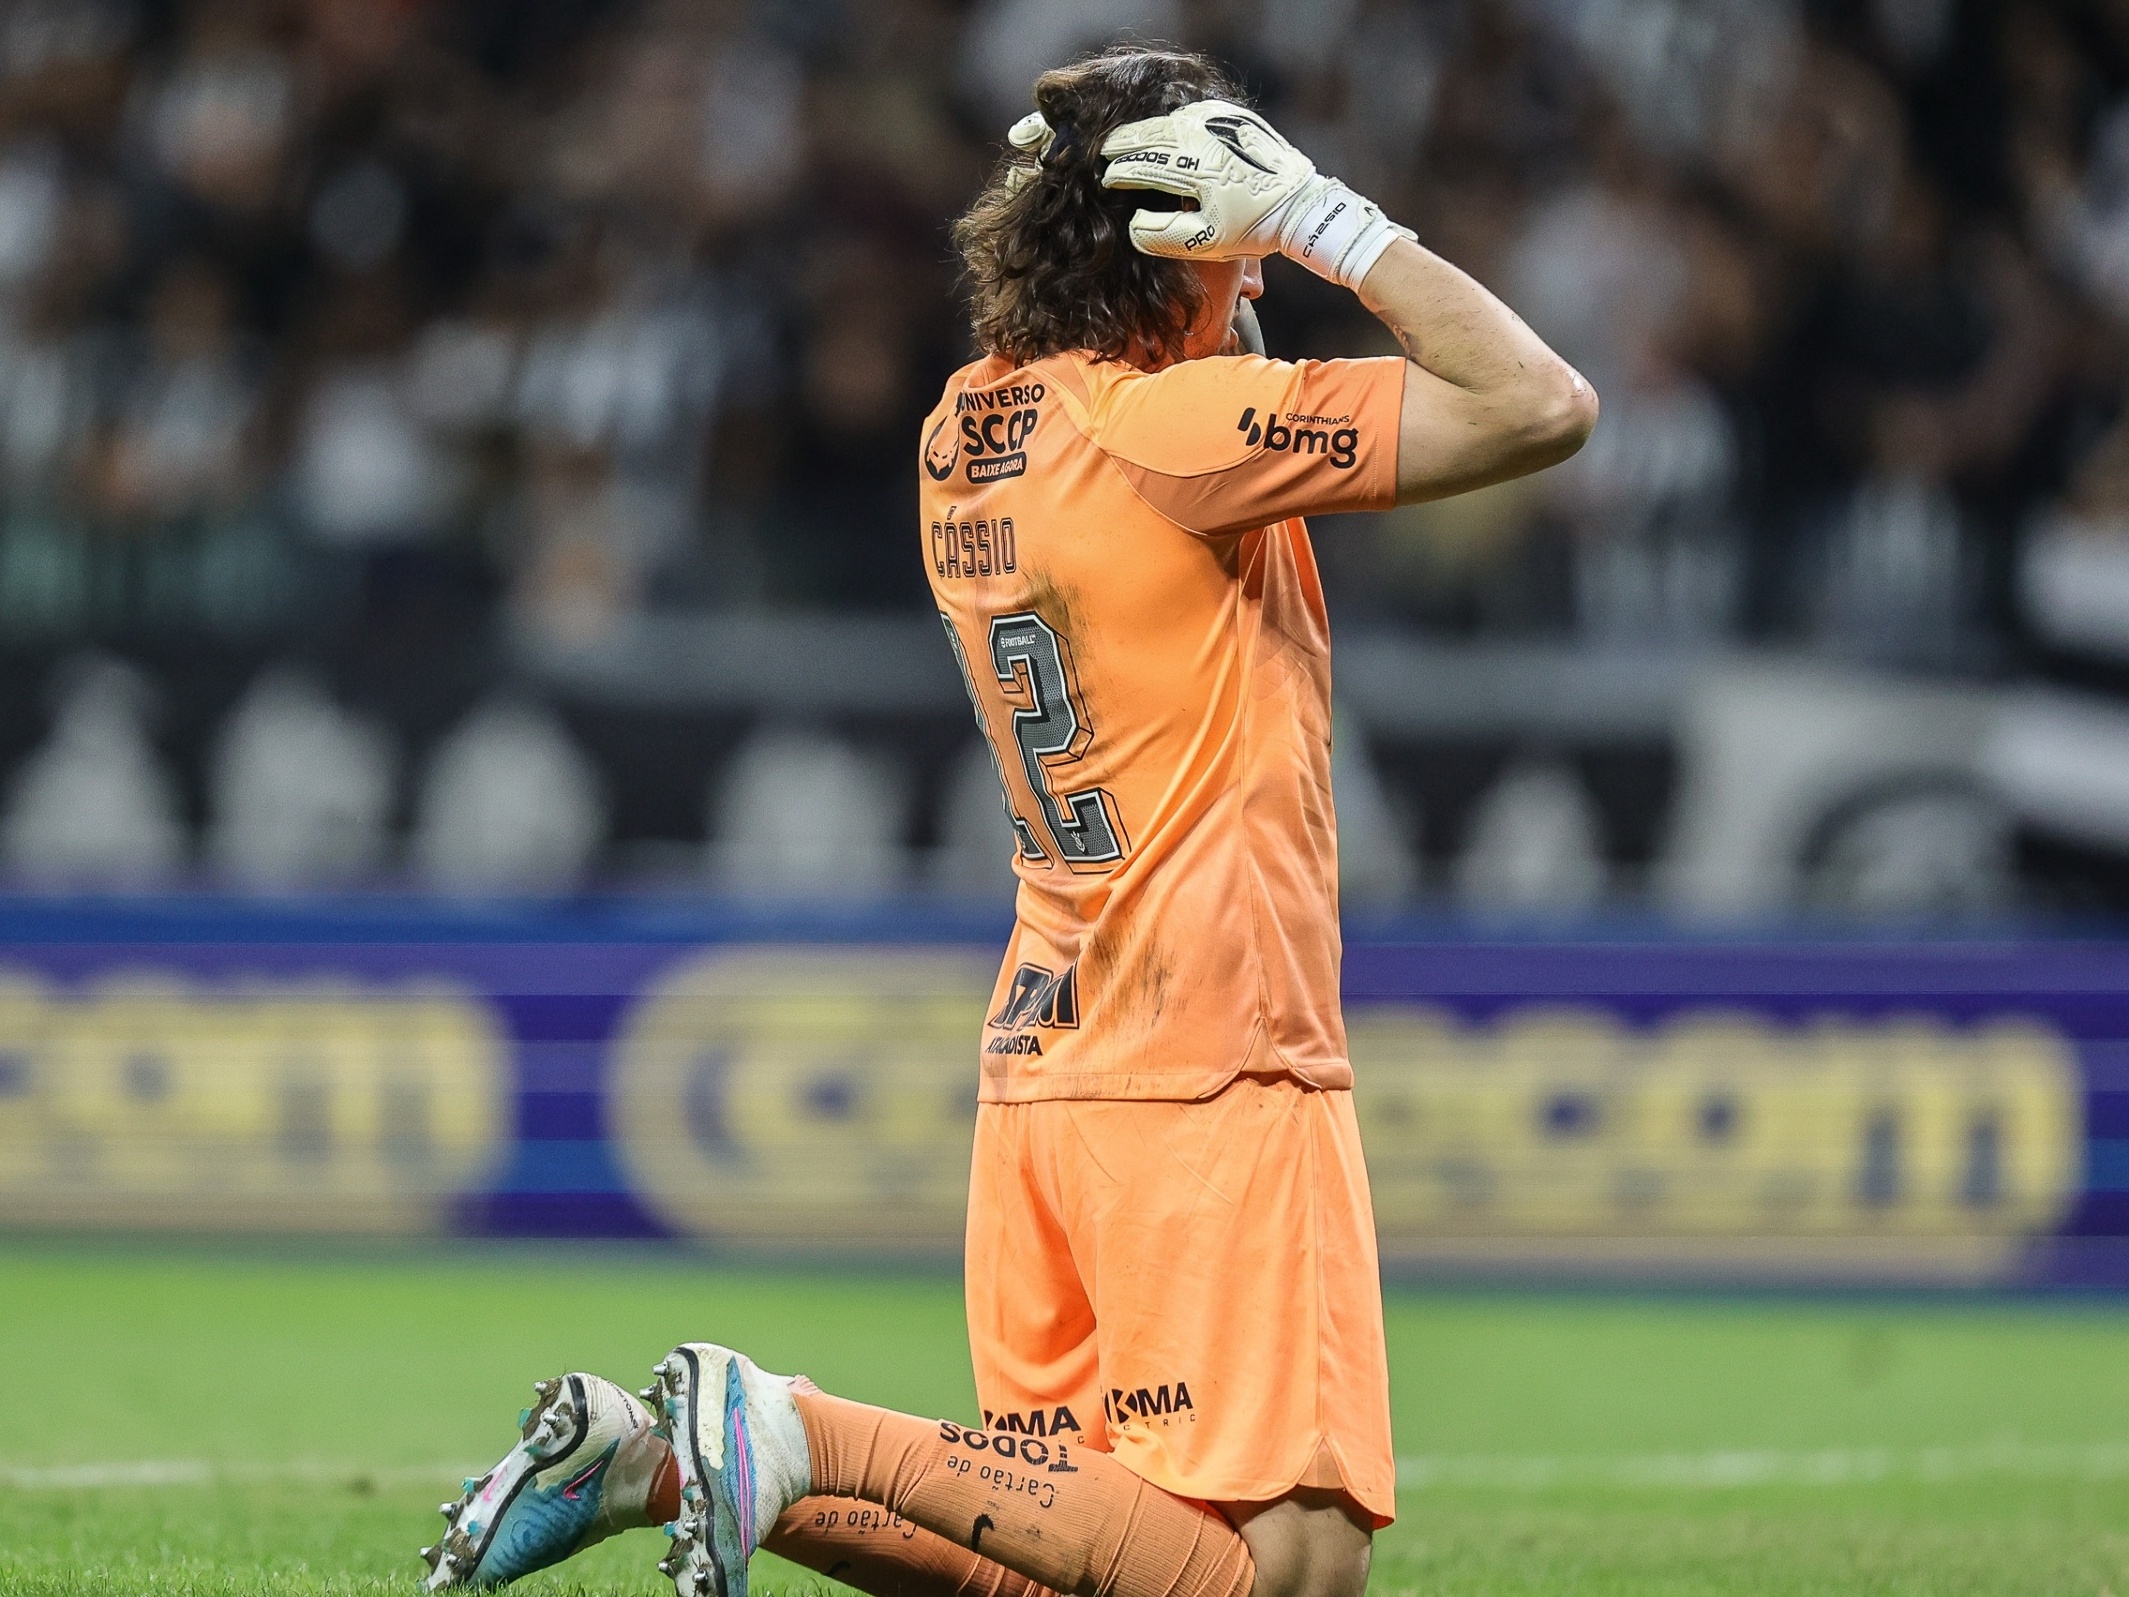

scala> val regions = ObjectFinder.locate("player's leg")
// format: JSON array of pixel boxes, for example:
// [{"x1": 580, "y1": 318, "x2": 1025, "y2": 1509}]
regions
[
  {"x1": 765, "y1": 1497, "x2": 1061, "y2": 1597},
  {"x1": 1219, "y1": 1491, "x2": 1372, "y2": 1597},
  {"x1": 651, "y1": 1099, "x2": 1256, "y2": 1597},
  {"x1": 754, "y1": 1082, "x2": 1392, "y2": 1597},
  {"x1": 653, "y1": 1346, "x2": 1254, "y2": 1597},
  {"x1": 1062, "y1": 1080, "x2": 1396, "y2": 1597},
  {"x1": 711, "y1": 1093, "x2": 1100, "y2": 1597},
  {"x1": 416, "y1": 1111, "x2": 1073, "y2": 1597},
  {"x1": 420, "y1": 1373, "x2": 1060, "y2": 1597}
]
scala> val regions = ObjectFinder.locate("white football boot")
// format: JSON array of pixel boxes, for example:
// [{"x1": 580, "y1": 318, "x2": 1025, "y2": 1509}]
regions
[
  {"x1": 421, "y1": 1372, "x2": 665, "y2": 1589},
  {"x1": 650, "y1": 1344, "x2": 813, "y2": 1597}
]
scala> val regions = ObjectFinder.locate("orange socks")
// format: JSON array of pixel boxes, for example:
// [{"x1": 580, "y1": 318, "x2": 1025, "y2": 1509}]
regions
[
  {"x1": 638, "y1": 1388, "x2": 1245, "y2": 1597},
  {"x1": 795, "y1": 1391, "x2": 1255, "y2": 1597},
  {"x1": 644, "y1": 1432, "x2": 1058, "y2": 1597},
  {"x1": 767, "y1": 1498, "x2": 1061, "y2": 1597},
  {"x1": 646, "y1": 1442, "x2": 684, "y2": 1526}
]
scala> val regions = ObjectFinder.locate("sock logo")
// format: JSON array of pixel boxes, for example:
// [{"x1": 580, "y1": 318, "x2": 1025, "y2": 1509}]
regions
[
  {"x1": 938, "y1": 1420, "x2": 1074, "y2": 1471},
  {"x1": 1236, "y1": 408, "x2": 1359, "y2": 469}
]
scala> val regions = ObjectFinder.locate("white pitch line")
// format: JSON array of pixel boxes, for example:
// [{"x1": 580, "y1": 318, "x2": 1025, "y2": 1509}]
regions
[
  {"x1": 11, "y1": 1444, "x2": 2129, "y2": 1494},
  {"x1": 1396, "y1": 1441, "x2": 2129, "y2": 1490},
  {"x1": 3, "y1": 1462, "x2": 214, "y2": 1488},
  {"x1": 1, "y1": 1461, "x2": 487, "y2": 1490}
]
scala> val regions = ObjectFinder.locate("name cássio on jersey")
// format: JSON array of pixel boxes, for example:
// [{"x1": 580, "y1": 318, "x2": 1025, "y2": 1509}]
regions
[{"x1": 931, "y1": 513, "x2": 1016, "y2": 579}]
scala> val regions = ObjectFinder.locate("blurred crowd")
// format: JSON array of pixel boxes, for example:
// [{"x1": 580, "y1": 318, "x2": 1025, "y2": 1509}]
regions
[
  {"x1": 1308, "y1": 0, "x2": 2129, "y2": 662},
  {"x1": 6, "y1": 0, "x2": 2129, "y2": 644},
  {"x1": 8, "y1": 0, "x2": 2129, "y2": 893}
]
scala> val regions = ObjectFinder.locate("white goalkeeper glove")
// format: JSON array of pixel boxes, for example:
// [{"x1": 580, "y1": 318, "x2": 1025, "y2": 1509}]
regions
[
  {"x1": 1098, "y1": 100, "x2": 1414, "y2": 290},
  {"x1": 999, "y1": 112, "x2": 1053, "y2": 195}
]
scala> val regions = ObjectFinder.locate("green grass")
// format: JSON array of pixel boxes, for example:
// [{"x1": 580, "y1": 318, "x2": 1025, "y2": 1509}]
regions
[{"x1": 2, "y1": 1244, "x2": 2127, "y2": 1594}]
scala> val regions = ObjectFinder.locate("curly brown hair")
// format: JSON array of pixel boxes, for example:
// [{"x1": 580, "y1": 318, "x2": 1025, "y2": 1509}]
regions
[{"x1": 952, "y1": 45, "x2": 1245, "y2": 368}]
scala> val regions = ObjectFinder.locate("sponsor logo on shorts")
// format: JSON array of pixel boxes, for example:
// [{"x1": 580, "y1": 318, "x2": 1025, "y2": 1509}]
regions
[
  {"x1": 1235, "y1": 406, "x2": 1359, "y2": 469},
  {"x1": 1103, "y1": 1382, "x2": 1196, "y2": 1427},
  {"x1": 983, "y1": 1405, "x2": 1085, "y2": 1439},
  {"x1": 988, "y1": 962, "x2": 1079, "y2": 1032}
]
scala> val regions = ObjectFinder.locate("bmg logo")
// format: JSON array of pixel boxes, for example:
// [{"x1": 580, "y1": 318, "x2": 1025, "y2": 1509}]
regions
[{"x1": 1236, "y1": 407, "x2": 1358, "y2": 469}]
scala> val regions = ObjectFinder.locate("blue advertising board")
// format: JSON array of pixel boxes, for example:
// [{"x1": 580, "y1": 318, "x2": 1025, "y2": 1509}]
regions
[{"x1": 0, "y1": 896, "x2": 2121, "y2": 1285}]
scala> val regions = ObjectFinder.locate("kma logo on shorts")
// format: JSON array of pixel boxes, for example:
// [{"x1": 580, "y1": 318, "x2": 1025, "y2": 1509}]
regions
[
  {"x1": 1103, "y1": 1382, "x2": 1196, "y2": 1427},
  {"x1": 983, "y1": 1404, "x2": 1085, "y2": 1439}
]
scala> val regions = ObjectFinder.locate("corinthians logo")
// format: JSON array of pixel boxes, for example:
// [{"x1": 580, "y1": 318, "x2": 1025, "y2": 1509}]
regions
[{"x1": 923, "y1": 417, "x2": 959, "y2": 481}]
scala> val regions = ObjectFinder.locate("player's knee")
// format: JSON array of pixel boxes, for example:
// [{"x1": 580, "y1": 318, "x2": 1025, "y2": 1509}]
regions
[
  {"x1": 1227, "y1": 1492, "x2": 1371, "y2": 1597},
  {"x1": 1261, "y1": 1531, "x2": 1368, "y2": 1597}
]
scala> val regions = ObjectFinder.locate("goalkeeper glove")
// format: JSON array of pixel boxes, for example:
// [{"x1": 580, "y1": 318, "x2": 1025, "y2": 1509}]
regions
[
  {"x1": 998, "y1": 112, "x2": 1052, "y2": 194},
  {"x1": 1097, "y1": 100, "x2": 1414, "y2": 290}
]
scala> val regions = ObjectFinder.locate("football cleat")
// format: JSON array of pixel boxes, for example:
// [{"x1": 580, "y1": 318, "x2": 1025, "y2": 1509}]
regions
[
  {"x1": 651, "y1": 1344, "x2": 813, "y2": 1597},
  {"x1": 421, "y1": 1372, "x2": 663, "y2": 1589}
]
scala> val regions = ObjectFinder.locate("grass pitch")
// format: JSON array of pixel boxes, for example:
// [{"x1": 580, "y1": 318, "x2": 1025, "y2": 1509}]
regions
[{"x1": 2, "y1": 1245, "x2": 2127, "y2": 1595}]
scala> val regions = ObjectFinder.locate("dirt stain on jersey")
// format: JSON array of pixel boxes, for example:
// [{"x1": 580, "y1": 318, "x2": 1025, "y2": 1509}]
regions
[
  {"x1": 1019, "y1": 569, "x2": 1089, "y2": 652},
  {"x1": 1082, "y1": 926, "x2": 1173, "y2": 1034}
]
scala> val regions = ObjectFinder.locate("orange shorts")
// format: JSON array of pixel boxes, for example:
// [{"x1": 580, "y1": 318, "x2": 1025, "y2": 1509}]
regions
[{"x1": 962, "y1": 1076, "x2": 1395, "y2": 1527}]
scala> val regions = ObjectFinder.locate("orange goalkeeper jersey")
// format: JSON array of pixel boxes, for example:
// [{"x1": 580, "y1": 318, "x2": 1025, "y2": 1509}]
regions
[{"x1": 922, "y1": 347, "x2": 1405, "y2": 1101}]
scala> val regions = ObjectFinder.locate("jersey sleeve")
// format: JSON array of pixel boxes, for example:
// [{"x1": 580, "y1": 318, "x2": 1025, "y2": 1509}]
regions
[{"x1": 1090, "y1": 354, "x2": 1405, "y2": 536}]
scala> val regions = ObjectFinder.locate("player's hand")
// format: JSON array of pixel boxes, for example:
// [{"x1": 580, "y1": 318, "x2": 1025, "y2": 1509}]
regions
[
  {"x1": 999, "y1": 112, "x2": 1052, "y2": 195},
  {"x1": 1098, "y1": 101, "x2": 1314, "y2": 259},
  {"x1": 1098, "y1": 100, "x2": 1414, "y2": 290}
]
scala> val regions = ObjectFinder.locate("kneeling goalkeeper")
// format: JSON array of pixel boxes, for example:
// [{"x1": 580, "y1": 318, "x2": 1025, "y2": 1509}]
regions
[{"x1": 423, "y1": 44, "x2": 1594, "y2": 1597}]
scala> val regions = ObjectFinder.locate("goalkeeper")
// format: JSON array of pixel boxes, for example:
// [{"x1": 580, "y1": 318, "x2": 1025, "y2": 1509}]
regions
[{"x1": 424, "y1": 43, "x2": 1594, "y2": 1597}]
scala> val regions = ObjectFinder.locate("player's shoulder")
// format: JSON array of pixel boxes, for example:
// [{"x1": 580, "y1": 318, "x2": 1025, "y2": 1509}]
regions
[
  {"x1": 925, "y1": 354, "x2": 1014, "y2": 428},
  {"x1": 921, "y1": 354, "x2": 1014, "y2": 481},
  {"x1": 929, "y1": 352, "x2": 1082, "y2": 425},
  {"x1": 1079, "y1": 353, "x2": 1314, "y2": 478}
]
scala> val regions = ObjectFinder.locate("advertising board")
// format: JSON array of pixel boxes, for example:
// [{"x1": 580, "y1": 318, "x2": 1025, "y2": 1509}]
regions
[{"x1": 0, "y1": 900, "x2": 2117, "y2": 1283}]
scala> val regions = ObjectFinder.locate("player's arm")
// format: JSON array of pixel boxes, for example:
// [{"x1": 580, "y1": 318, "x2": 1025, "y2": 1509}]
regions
[
  {"x1": 1358, "y1": 237, "x2": 1596, "y2": 504},
  {"x1": 1101, "y1": 101, "x2": 1597, "y2": 505}
]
